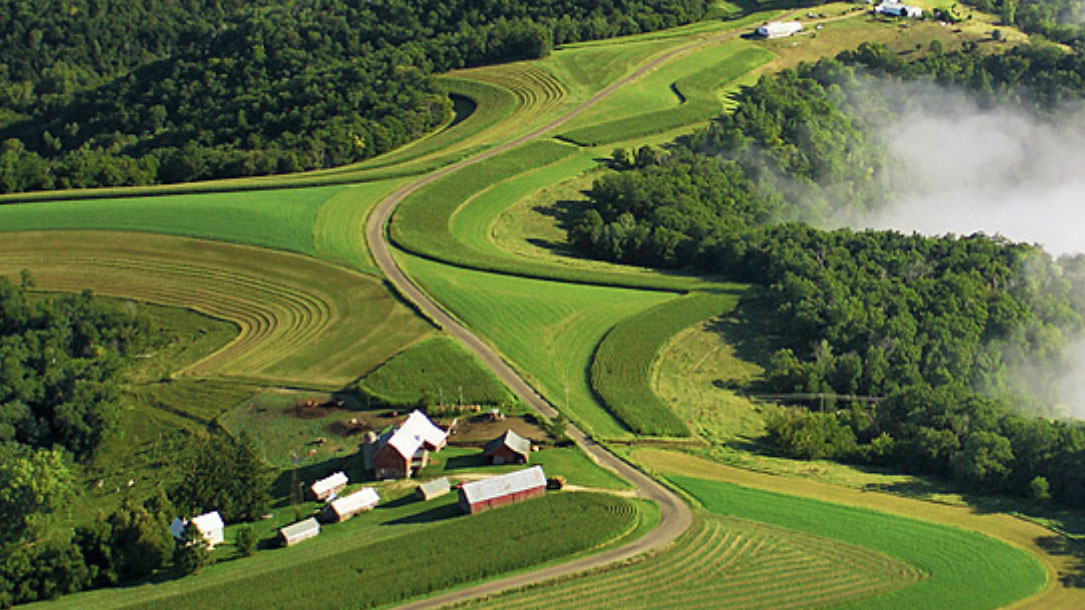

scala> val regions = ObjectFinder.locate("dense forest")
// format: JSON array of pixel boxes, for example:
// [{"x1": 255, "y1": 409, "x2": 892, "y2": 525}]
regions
[
  {"x1": 0, "y1": 0, "x2": 710, "y2": 193},
  {"x1": 570, "y1": 42, "x2": 1085, "y2": 506},
  {"x1": 963, "y1": 0, "x2": 1085, "y2": 45}
]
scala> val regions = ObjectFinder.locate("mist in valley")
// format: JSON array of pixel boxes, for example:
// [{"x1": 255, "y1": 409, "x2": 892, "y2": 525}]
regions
[{"x1": 835, "y1": 82, "x2": 1085, "y2": 417}]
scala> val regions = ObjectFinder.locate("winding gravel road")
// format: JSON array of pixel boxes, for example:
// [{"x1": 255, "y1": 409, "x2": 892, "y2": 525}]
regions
[{"x1": 364, "y1": 26, "x2": 765, "y2": 609}]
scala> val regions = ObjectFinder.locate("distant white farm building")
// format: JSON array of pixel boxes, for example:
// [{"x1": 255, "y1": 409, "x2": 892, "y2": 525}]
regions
[
  {"x1": 322, "y1": 487, "x2": 379, "y2": 522},
  {"x1": 279, "y1": 517, "x2": 321, "y2": 546},
  {"x1": 310, "y1": 471, "x2": 348, "y2": 501},
  {"x1": 875, "y1": 1, "x2": 923, "y2": 17},
  {"x1": 459, "y1": 465, "x2": 547, "y2": 514},
  {"x1": 756, "y1": 21, "x2": 803, "y2": 38},
  {"x1": 169, "y1": 510, "x2": 225, "y2": 548}
]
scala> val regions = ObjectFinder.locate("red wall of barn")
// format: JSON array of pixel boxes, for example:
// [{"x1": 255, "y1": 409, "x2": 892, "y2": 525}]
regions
[
  {"x1": 373, "y1": 446, "x2": 409, "y2": 478},
  {"x1": 466, "y1": 484, "x2": 545, "y2": 513},
  {"x1": 489, "y1": 446, "x2": 527, "y2": 464}
]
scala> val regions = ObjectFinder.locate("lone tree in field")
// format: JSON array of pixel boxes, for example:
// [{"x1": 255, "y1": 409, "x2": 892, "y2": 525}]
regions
[{"x1": 170, "y1": 431, "x2": 272, "y2": 523}]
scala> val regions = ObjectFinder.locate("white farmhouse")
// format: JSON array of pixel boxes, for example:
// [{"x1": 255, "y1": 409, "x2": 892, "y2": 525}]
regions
[
  {"x1": 756, "y1": 21, "x2": 804, "y2": 39},
  {"x1": 169, "y1": 510, "x2": 225, "y2": 547},
  {"x1": 875, "y1": 1, "x2": 923, "y2": 17}
]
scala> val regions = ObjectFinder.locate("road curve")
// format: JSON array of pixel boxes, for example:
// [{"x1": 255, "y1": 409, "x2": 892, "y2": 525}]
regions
[{"x1": 364, "y1": 28, "x2": 766, "y2": 610}]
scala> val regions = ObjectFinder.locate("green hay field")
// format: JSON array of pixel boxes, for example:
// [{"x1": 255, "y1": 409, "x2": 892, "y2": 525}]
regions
[
  {"x1": 357, "y1": 335, "x2": 513, "y2": 407},
  {"x1": 401, "y1": 253, "x2": 676, "y2": 439},
  {"x1": 591, "y1": 291, "x2": 745, "y2": 437},
  {"x1": 466, "y1": 511, "x2": 921, "y2": 609},
  {"x1": 0, "y1": 231, "x2": 432, "y2": 388},
  {"x1": 673, "y1": 476, "x2": 1047, "y2": 609}
]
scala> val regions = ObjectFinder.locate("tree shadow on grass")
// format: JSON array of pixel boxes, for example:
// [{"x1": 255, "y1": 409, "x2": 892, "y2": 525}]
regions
[
  {"x1": 1037, "y1": 535, "x2": 1085, "y2": 588},
  {"x1": 382, "y1": 502, "x2": 462, "y2": 525}
]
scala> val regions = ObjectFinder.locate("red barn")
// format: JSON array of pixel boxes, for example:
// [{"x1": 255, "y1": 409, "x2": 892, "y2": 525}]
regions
[
  {"x1": 458, "y1": 465, "x2": 546, "y2": 514},
  {"x1": 483, "y1": 429, "x2": 531, "y2": 465},
  {"x1": 371, "y1": 410, "x2": 447, "y2": 479}
]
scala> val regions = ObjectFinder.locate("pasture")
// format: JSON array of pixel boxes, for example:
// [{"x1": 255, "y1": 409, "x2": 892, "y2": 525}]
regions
[
  {"x1": 30, "y1": 492, "x2": 641, "y2": 610},
  {"x1": 357, "y1": 336, "x2": 513, "y2": 407},
  {"x1": 591, "y1": 291, "x2": 745, "y2": 437},
  {"x1": 401, "y1": 254, "x2": 676, "y2": 439},
  {"x1": 0, "y1": 231, "x2": 432, "y2": 388},
  {"x1": 466, "y1": 511, "x2": 921, "y2": 609}
]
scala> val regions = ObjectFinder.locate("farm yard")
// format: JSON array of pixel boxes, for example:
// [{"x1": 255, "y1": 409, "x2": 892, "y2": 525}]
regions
[{"x1": 3, "y1": 2, "x2": 1080, "y2": 609}]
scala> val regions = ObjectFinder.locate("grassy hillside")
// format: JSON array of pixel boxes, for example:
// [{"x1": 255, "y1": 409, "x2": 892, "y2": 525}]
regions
[{"x1": 0, "y1": 231, "x2": 433, "y2": 387}]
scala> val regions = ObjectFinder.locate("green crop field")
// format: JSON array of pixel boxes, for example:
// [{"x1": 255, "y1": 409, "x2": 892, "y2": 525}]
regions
[
  {"x1": 358, "y1": 335, "x2": 513, "y2": 407},
  {"x1": 591, "y1": 291, "x2": 745, "y2": 436},
  {"x1": 402, "y1": 254, "x2": 677, "y2": 439},
  {"x1": 0, "y1": 231, "x2": 432, "y2": 387},
  {"x1": 466, "y1": 511, "x2": 921, "y2": 609},
  {"x1": 559, "y1": 44, "x2": 775, "y2": 146},
  {"x1": 673, "y1": 476, "x2": 1047, "y2": 609},
  {"x1": 33, "y1": 492, "x2": 639, "y2": 610}
]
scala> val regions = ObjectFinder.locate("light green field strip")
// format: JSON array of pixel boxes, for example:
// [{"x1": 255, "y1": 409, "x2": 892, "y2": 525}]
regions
[
  {"x1": 560, "y1": 43, "x2": 776, "y2": 145},
  {"x1": 449, "y1": 150, "x2": 598, "y2": 262},
  {"x1": 0, "y1": 185, "x2": 342, "y2": 257},
  {"x1": 467, "y1": 511, "x2": 920, "y2": 609},
  {"x1": 591, "y1": 291, "x2": 745, "y2": 437},
  {"x1": 400, "y1": 253, "x2": 676, "y2": 440},
  {"x1": 0, "y1": 231, "x2": 432, "y2": 388},
  {"x1": 674, "y1": 476, "x2": 1047, "y2": 610},
  {"x1": 311, "y1": 178, "x2": 408, "y2": 272}
]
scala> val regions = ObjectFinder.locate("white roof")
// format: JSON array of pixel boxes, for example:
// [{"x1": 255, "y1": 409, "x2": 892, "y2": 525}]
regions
[
  {"x1": 329, "y1": 487, "x2": 380, "y2": 515},
  {"x1": 280, "y1": 517, "x2": 320, "y2": 539},
  {"x1": 383, "y1": 410, "x2": 446, "y2": 458},
  {"x1": 312, "y1": 471, "x2": 348, "y2": 496},
  {"x1": 190, "y1": 510, "x2": 224, "y2": 534},
  {"x1": 461, "y1": 466, "x2": 546, "y2": 505},
  {"x1": 758, "y1": 21, "x2": 803, "y2": 35}
]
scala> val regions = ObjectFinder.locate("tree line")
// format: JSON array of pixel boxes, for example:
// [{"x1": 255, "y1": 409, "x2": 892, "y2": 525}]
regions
[
  {"x1": 0, "y1": 0, "x2": 709, "y2": 193},
  {"x1": 569, "y1": 42, "x2": 1085, "y2": 505}
]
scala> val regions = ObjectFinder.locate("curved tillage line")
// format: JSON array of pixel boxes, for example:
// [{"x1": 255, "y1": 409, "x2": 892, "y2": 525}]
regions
[
  {"x1": 59, "y1": 255, "x2": 336, "y2": 375},
  {"x1": 507, "y1": 519, "x2": 737, "y2": 610},
  {"x1": 0, "y1": 250, "x2": 335, "y2": 380}
]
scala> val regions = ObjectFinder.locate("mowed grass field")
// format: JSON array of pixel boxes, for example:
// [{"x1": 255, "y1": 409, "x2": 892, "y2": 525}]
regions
[
  {"x1": 636, "y1": 449, "x2": 1079, "y2": 609},
  {"x1": 673, "y1": 476, "x2": 1046, "y2": 610},
  {"x1": 0, "y1": 231, "x2": 432, "y2": 388},
  {"x1": 466, "y1": 511, "x2": 921, "y2": 609},
  {"x1": 591, "y1": 291, "x2": 745, "y2": 437},
  {"x1": 401, "y1": 253, "x2": 677, "y2": 439},
  {"x1": 357, "y1": 335, "x2": 513, "y2": 407},
  {"x1": 29, "y1": 492, "x2": 641, "y2": 610},
  {"x1": 559, "y1": 41, "x2": 775, "y2": 145}
]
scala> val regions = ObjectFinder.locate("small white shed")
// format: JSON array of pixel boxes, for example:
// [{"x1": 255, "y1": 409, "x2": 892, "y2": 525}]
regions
[
  {"x1": 310, "y1": 471, "x2": 348, "y2": 501},
  {"x1": 279, "y1": 517, "x2": 321, "y2": 547},
  {"x1": 323, "y1": 487, "x2": 380, "y2": 522}
]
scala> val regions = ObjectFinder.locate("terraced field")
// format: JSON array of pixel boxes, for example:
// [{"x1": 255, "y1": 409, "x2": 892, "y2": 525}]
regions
[
  {"x1": 466, "y1": 512, "x2": 921, "y2": 609},
  {"x1": 559, "y1": 40, "x2": 774, "y2": 145},
  {"x1": 401, "y1": 253, "x2": 676, "y2": 439},
  {"x1": 0, "y1": 231, "x2": 431, "y2": 387},
  {"x1": 454, "y1": 63, "x2": 568, "y2": 126}
]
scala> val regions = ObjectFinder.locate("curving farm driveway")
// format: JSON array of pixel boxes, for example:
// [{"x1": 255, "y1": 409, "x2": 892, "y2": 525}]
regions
[{"x1": 361, "y1": 24, "x2": 773, "y2": 610}]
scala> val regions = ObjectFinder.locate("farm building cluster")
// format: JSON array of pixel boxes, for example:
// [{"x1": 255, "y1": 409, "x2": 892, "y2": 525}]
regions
[{"x1": 169, "y1": 410, "x2": 556, "y2": 554}]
